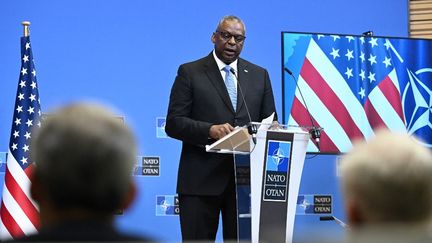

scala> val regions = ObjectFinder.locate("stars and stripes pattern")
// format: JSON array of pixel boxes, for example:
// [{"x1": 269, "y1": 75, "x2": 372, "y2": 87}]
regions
[
  {"x1": 0, "y1": 36, "x2": 41, "y2": 239},
  {"x1": 288, "y1": 34, "x2": 405, "y2": 152}
]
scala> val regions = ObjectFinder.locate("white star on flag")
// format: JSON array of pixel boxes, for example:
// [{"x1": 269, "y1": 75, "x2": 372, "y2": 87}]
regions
[
  {"x1": 22, "y1": 144, "x2": 29, "y2": 152},
  {"x1": 330, "y1": 48, "x2": 340, "y2": 59},
  {"x1": 24, "y1": 131, "x2": 31, "y2": 139},
  {"x1": 368, "y1": 54, "x2": 377, "y2": 65},
  {"x1": 383, "y1": 57, "x2": 392, "y2": 68},
  {"x1": 368, "y1": 72, "x2": 376, "y2": 83},
  {"x1": 345, "y1": 49, "x2": 354, "y2": 60},
  {"x1": 11, "y1": 143, "x2": 18, "y2": 151},
  {"x1": 369, "y1": 38, "x2": 378, "y2": 48},
  {"x1": 19, "y1": 80, "x2": 26, "y2": 88},
  {"x1": 27, "y1": 106, "x2": 34, "y2": 114}
]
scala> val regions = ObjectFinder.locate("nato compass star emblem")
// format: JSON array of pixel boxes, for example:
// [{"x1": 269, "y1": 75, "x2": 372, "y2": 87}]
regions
[
  {"x1": 296, "y1": 195, "x2": 313, "y2": 214},
  {"x1": 402, "y1": 67, "x2": 432, "y2": 147},
  {"x1": 271, "y1": 148, "x2": 286, "y2": 166},
  {"x1": 156, "y1": 195, "x2": 179, "y2": 216},
  {"x1": 299, "y1": 197, "x2": 311, "y2": 210},
  {"x1": 160, "y1": 200, "x2": 170, "y2": 212}
]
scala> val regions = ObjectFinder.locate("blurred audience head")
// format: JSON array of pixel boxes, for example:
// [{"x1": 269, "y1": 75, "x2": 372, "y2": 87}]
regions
[
  {"x1": 30, "y1": 103, "x2": 137, "y2": 225},
  {"x1": 341, "y1": 130, "x2": 432, "y2": 227}
]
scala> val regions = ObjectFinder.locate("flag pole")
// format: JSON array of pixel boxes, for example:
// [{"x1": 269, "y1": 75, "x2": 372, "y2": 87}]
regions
[{"x1": 22, "y1": 21, "x2": 30, "y2": 37}]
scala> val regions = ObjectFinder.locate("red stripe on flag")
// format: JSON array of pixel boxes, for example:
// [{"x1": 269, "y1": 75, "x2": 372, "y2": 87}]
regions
[
  {"x1": 0, "y1": 201, "x2": 24, "y2": 238},
  {"x1": 364, "y1": 99, "x2": 387, "y2": 129},
  {"x1": 301, "y1": 58, "x2": 366, "y2": 141},
  {"x1": 378, "y1": 76, "x2": 405, "y2": 122},
  {"x1": 291, "y1": 97, "x2": 339, "y2": 152},
  {"x1": 24, "y1": 163, "x2": 33, "y2": 178},
  {"x1": 4, "y1": 168, "x2": 39, "y2": 229}
]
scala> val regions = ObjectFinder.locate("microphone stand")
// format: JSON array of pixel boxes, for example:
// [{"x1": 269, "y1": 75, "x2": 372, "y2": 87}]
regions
[
  {"x1": 284, "y1": 67, "x2": 322, "y2": 151},
  {"x1": 230, "y1": 68, "x2": 257, "y2": 144},
  {"x1": 320, "y1": 216, "x2": 350, "y2": 230}
]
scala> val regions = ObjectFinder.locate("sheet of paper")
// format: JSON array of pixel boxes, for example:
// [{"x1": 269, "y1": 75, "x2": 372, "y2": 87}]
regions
[{"x1": 258, "y1": 112, "x2": 275, "y2": 131}]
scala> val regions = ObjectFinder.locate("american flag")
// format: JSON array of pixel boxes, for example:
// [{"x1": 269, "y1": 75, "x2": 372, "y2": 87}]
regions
[
  {"x1": 287, "y1": 34, "x2": 406, "y2": 152},
  {"x1": 0, "y1": 36, "x2": 41, "y2": 239}
]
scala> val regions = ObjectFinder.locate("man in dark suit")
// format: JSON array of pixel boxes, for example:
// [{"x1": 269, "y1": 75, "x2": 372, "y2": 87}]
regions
[
  {"x1": 166, "y1": 15, "x2": 277, "y2": 241},
  {"x1": 12, "y1": 103, "x2": 149, "y2": 242}
]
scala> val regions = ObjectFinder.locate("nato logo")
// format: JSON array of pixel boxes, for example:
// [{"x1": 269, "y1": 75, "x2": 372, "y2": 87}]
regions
[
  {"x1": 263, "y1": 140, "x2": 291, "y2": 202},
  {"x1": 142, "y1": 156, "x2": 160, "y2": 176},
  {"x1": 402, "y1": 67, "x2": 432, "y2": 147},
  {"x1": 134, "y1": 156, "x2": 160, "y2": 176},
  {"x1": 133, "y1": 156, "x2": 141, "y2": 176},
  {"x1": 0, "y1": 152, "x2": 7, "y2": 173},
  {"x1": 156, "y1": 195, "x2": 179, "y2": 216},
  {"x1": 296, "y1": 195, "x2": 332, "y2": 215},
  {"x1": 267, "y1": 141, "x2": 290, "y2": 172},
  {"x1": 156, "y1": 117, "x2": 168, "y2": 138}
]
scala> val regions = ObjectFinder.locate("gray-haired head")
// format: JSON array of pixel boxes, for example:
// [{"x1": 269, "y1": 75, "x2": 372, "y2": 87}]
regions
[
  {"x1": 216, "y1": 15, "x2": 246, "y2": 33},
  {"x1": 341, "y1": 130, "x2": 432, "y2": 225},
  {"x1": 31, "y1": 103, "x2": 137, "y2": 213}
]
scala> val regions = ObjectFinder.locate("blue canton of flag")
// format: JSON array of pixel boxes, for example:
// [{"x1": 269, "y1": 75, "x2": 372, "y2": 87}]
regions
[
  {"x1": 0, "y1": 36, "x2": 41, "y2": 239},
  {"x1": 287, "y1": 34, "x2": 405, "y2": 152},
  {"x1": 313, "y1": 35, "x2": 394, "y2": 104}
]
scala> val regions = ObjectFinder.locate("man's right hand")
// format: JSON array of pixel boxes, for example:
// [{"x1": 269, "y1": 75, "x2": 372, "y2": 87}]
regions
[{"x1": 209, "y1": 123, "x2": 234, "y2": 140}]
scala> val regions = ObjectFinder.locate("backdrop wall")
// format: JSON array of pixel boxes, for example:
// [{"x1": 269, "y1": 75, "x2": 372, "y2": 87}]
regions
[{"x1": 0, "y1": 0, "x2": 409, "y2": 241}]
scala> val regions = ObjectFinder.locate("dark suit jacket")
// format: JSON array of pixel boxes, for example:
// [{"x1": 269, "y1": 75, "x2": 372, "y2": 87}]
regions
[{"x1": 166, "y1": 52, "x2": 277, "y2": 196}]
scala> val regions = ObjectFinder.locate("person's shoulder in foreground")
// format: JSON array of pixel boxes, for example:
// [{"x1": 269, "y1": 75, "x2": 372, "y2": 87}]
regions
[
  {"x1": 341, "y1": 129, "x2": 432, "y2": 243},
  {"x1": 6, "y1": 103, "x2": 154, "y2": 242}
]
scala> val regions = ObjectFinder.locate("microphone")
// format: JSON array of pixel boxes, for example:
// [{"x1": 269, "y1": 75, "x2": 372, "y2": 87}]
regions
[
  {"x1": 319, "y1": 216, "x2": 349, "y2": 229},
  {"x1": 284, "y1": 67, "x2": 321, "y2": 150},
  {"x1": 230, "y1": 68, "x2": 257, "y2": 143}
]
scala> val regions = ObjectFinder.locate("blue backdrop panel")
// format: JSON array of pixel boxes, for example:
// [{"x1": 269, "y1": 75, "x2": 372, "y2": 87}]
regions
[
  {"x1": 0, "y1": 0, "x2": 408, "y2": 242},
  {"x1": 294, "y1": 153, "x2": 345, "y2": 242}
]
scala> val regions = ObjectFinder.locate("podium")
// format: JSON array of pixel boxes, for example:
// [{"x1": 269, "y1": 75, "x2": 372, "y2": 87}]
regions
[{"x1": 206, "y1": 123, "x2": 309, "y2": 243}]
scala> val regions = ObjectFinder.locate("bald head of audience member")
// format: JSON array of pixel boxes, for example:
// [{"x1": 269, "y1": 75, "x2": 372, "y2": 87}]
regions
[
  {"x1": 30, "y1": 103, "x2": 137, "y2": 229},
  {"x1": 341, "y1": 130, "x2": 432, "y2": 227}
]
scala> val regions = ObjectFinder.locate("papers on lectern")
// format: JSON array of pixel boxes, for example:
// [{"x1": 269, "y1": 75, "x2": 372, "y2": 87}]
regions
[
  {"x1": 205, "y1": 113, "x2": 275, "y2": 154},
  {"x1": 205, "y1": 126, "x2": 251, "y2": 153}
]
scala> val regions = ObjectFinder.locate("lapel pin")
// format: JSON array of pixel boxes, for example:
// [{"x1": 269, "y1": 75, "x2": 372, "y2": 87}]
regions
[{"x1": 244, "y1": 69, "x2": 248, "y2": 73}]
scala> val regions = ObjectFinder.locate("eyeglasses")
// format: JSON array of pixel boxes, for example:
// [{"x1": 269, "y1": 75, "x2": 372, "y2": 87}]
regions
[{"x1": 216, "y1": 31, "x2": 246, "y2": 43}]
